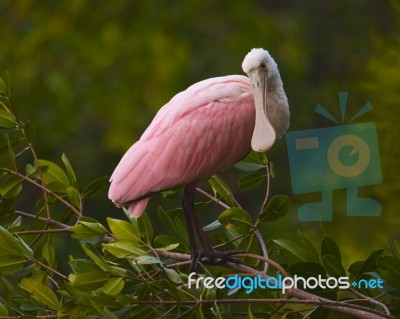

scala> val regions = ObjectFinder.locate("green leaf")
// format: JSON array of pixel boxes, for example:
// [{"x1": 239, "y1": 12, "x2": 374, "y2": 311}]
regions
[
  {"x1": 238, "y1": 172, "x2": 265, "y2": 189},
  {"x1": 42, "y1": 241, "x2": 55, "y2": 266},
  {"x1": 163, "y1": 268, "x2": 182, "y2": 284},
  {"x1": 297, "y1": 231, "x2": 319, "y2": 262},
  {"x1": 82, "y1": 243, "x2": 111, "y2": 272},
  {"x1": 154, "y1": 235, "x2": 180, "y2": 249},
  {"x1": 157, "y1": 207, "x2": 188, "y2": 246},
  {"x1": 203, "y1": 220, "x2": 222, "y2": 232},
  {"x1": 218, "y1": 208, "x2": 253, "y2": 234},
  {"x1": 37, "y1": 159, "x2": 69, "y2": 192},
  {"x1": 156, "y1": 243, "x2": 180, "y2": 252},
  {"x1": 0, "y1": 175, "x2": 22, "y2": 199},
  {"x1": 0, "y1": 109, "x2": 17, "y2": 128},
  {"x1": 389, "y1": 240, "x2": 400, "y2": 258},
  {"x1": 134, "y1": 255, "x2": 161, "y2": 265},
  {"x1": 70, "y1": 271, "x2": 109, "y2": 291},
  {"x1": 259, "y1": 195, "x2": 291, "y2": 223},
  {"x1": 239, "y1": 150, "x2": 265, "y2": 165},
  {"x1": 321, "y1": 236, "x2": 342, "y2": 262},
  {"x1": 246, "y1": 304, "x2": 256, "y2": 319},
  {"x1": 25, "y1": 163, "x2": 37, "y2": 177},
  {"x1": 62, "y1": 153, "x2": 77, "y2": 185},
  {"x1": 68, "y1": 257, "x2": 102, "y2": 275},
  {"x1": 355, "y1": 249, "x2": 384, "y2": 280},
  {"x1": 0, "y1": 225, "x2": 33, "y2": 258},
  {"x1": 89, "y1": 298, "x2": 119, "y2": 319},
  {"x1": 366, "y1": 272, "x2": 400, "y2": 298},
  {"x1": 102, "y1": 241, "x2": 147, "y2": 258},
  {"x1": 79, "y1": 219, "x2": 108, "y2": 234},
  {"x1": 0, "y1": 76, "x2": 6, "y2": 95},
  {"x1": 377, "y1": 255, "x2": 400, "y2": 290},
  {"x1": 208, "y1": 175, "x2": 236, "y2": 207},
  {"x1": 273, "y1": 239, "x2": 315, "y2": 262},
  {"x1": 20, "y1": 277, "x2": 60, "y2": 310},
  {"x1": 238, "y1": 235, "x2": 259, "y2": 266},
  {"x1": 137, "y1": 212, "x2": 153, "y2": 243},
  {"x1": 234, "y1": 162, "x2": 265, "y2": 172},
  {"x1": 348, "y1": 261, "x2": 363, "y2": 277},
  {"x1": 0, "y1": 300, "x2": 8, "y2": 316},
  {"x1": 107, "y1": 218, "x2": 141, "y2": 243},
  {"x1": 67, "y1": 186, "x2": 81, "y2": 210},
  {"x1": 102, "y1": 277, "x2": 125, "y2": 295},
  {"x1": 71, "y1": 220, "x2": 107, "y2": 240},
  {"x1": 162, "y1": 187, "x2": 182, "y2": 200},
  {"x1": 0, "y1": 255, "x2": 27, "y2": 274},
  {"x1": 82, "y1": 176, "x2": 109, "y2": 198},
  {"x1": 288, "y1": 261, "x2": 325, "y2": 278},
  {"x1": 322, "y1": 255, "x2": 346, "y2": 277},
  {"x1": 23, "y1": 120, "x2": 35, "y2": 143},
  {"x1": 5, "y1": 134, "x2": 17, "y2": 170}
]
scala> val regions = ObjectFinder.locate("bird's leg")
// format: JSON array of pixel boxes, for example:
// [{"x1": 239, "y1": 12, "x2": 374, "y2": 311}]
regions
[
  {"x1": 182, "y1": 181, "x2": 201, "y2": 272},
  {"x1": 183, "y1": 182, "x2": 244, "y2": 270}
]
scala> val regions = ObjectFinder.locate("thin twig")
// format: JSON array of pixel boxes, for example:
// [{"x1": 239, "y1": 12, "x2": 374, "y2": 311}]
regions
[
  {"x1": 1, "y1": 168, "x2": 82, "y2": 217},
  {"x1": 196, "y1": 187, "x2": 230, "y2": 209},
  {"x1": 27, "y1": 140, "x2": 52, "y2": 220},
  {"x1": 10, "y1": 88, "x2": 53, "y2": 220},
  {"x1": 155, "y1": 250, "x2": 390, "y2": 319},
  {"x1": 213, "y1": 178, "x2": 242, "y2": 208},
  {"x1": 259, "y1": 161, "x2": 271, "y2": 216},
  {"x1": 128, "y1": 298, "x2": 390, "y2": 317},
  {"x1": 252, "y1": 228, "x2": 269, "y2": 273},
  {"x1": 348, "y1": 288, "x2": 390, "y2": 315},
  {"x1": 0, "y1": 316, "x2": 57, "y2": 319},
  {"x1": 175, "y1": 303, "x2": 200, "y2": 319},
  {"x1": 303, "y1": 305, "x2": 321, "y2": 318},
  {"x1": 13, "y1": 228, "x2": 71, "y2": 235},
  {"x1": 161, "y1": 304, "x2": 178, "y2": 318},
  {"x1": 212, "y1": 232, "x2": 249, "y2": 249},
  {"x1": 234, "y1": 253, "x2": 289, "y2": 278},
  {"x1": 34, "y1": 259, "x2": 68, "y2": 281},
  {"x1": 15, "y1": 210, "x2": 71, "y2": 229}
]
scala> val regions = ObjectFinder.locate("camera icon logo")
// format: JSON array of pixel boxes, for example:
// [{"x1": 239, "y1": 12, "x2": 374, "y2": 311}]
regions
[
  {"x1": 327, "y1": 133, "x2": 370, "y2": 178},
  {"x1": 286, "y1": 93, "x2": 382, "y2": 221}
]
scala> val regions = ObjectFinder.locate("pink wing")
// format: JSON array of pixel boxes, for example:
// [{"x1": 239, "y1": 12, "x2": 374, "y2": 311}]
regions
[{"x1": 109, "y1": 75, "x2": 255, "y2": 217}]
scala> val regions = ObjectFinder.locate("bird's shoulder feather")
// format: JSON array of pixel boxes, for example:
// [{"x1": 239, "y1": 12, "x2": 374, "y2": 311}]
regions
[{"x1": 141, "y1": 75, "x2": 251, "y2": 141}]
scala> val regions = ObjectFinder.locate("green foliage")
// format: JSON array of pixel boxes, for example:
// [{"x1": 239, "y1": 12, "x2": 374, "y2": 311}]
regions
[{"x1": 0, "y1": 81, "x2": 400, "y2": 318}]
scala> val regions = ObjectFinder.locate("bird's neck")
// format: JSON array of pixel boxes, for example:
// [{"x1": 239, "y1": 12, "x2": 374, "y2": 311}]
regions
[{"x1": 266, "y1": 76, "x2": 290, "y2": 138}]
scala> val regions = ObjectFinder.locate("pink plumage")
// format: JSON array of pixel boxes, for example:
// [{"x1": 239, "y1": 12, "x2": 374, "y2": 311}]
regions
[{"x1": 108, "y1": 75, "x2": 256, "y2": 217}]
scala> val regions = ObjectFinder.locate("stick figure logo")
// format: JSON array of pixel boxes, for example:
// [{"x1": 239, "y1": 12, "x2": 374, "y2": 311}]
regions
[{"x1": 286, "y1": 92, "x2": 382, "y2": 221}]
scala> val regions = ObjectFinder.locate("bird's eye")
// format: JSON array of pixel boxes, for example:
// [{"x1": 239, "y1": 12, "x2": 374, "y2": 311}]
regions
[{"x1": 260, "y1": 62, "x2": 267, "y2": 69}]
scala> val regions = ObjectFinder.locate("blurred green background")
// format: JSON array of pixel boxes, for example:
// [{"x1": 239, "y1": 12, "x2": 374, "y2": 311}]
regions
[{"x1": 0, "y1": 0, "x2": 399, "y2": 268}]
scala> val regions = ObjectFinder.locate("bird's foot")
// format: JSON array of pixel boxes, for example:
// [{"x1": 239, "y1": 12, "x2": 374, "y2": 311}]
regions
[{"x1": 189, "y1": 248, "x2": 245, "y2": 272}]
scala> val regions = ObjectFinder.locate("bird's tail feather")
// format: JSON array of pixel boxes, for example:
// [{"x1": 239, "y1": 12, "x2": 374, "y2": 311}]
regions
[{"x1": 128, "y1": 198, "x2": 150, "y2": 218}]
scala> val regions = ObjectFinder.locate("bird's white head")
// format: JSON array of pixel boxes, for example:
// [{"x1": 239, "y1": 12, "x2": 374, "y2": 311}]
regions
[
  {"x1": 242, "y1": 48, "x2": 289, "y2": 153},
  {"x1": 242, "y1": 48, "x2": 278, "y2": 78}
]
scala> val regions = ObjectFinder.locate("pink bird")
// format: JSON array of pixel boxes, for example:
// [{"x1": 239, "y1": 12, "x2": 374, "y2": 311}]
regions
[{"x1": 109, "y1": 48, "x2": 289, "y2": 267}]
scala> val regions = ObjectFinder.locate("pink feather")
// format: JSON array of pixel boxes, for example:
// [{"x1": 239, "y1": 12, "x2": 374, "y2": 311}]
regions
[{"x1": 109, "y1": 75, "x2": 255, "y2": 217}]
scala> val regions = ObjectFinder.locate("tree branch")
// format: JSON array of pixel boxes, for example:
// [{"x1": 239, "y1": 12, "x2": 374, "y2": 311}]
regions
[
  {"x1": 348, "y1": 288, "x2": 390, "y2": 315},
  {"x1": 155, "y1": 250, "x2": 391, "y2": 319},
  {"x1": 0, "y1": 316, "x2": 57, "y2": 319},
  {"x1": 34, "y1": 259, "x2": 68, "y2": 281},
  {"x1": 13, "y1": 228, "x2": 71, "y2": 235},
  {"x1": 196, "y1": 187, "x2": 230, "y2": 209},
  {"x1": 15, "y1": 210, "x2": 71, "y2": 229},
  {"x1": 1, "y1": 168, "x2": 82, "y2": 217},
  {"x1": 128, "y1": 298, "x2": 391, "y2": 318}
]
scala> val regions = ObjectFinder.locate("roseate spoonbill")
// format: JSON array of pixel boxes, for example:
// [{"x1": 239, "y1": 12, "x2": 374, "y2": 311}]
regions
[{"x1": 109, "y1": 48, "x2": 289, "y2": 268}]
